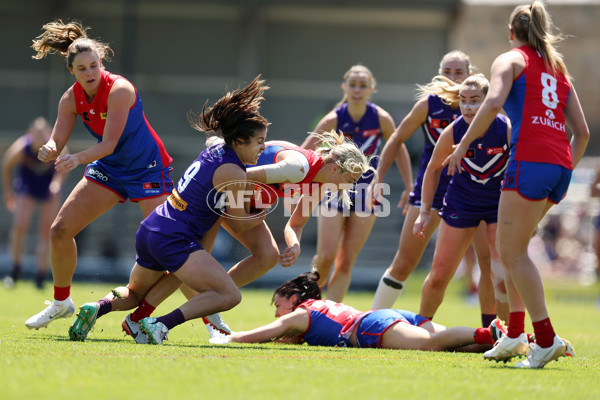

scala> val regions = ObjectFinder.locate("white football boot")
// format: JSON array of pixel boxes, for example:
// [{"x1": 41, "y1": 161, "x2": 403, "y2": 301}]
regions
[{"x1": 25, "y1": 297, "x2": 75, "y2": 329}]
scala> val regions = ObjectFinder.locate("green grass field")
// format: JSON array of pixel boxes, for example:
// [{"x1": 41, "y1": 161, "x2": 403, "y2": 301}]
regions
[{"x1": 1, "y1": 272, "x2": 599, "y2": 400}]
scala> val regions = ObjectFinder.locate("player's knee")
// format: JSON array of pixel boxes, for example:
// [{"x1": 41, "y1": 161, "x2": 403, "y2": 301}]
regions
[
  {"x1": 220, "y1": 287, "x2": 242, "y2": 311},
  {"x1": 49, "y1": 219, "x2": 73, "y2": 241},
  {"x1": 314, "y1": 251, "x2": 336, "y2": 268},
  {"x1": 260, "y1": 245, "x2": 280, "y2": 269}
]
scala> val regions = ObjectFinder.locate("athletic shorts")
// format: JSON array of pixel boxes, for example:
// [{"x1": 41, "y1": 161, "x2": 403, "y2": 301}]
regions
[
  {"x1": 502, "y1": 160, "x2": 571, "y2": 204},
  {"x1": 440, "y1": 209, "x2": 498, "y2": 228},
  {"x1": 409, "y1": 181, "x2": 446, "y2": 210},
  {"x1": 356, "y1": 309, "x2": 430, "y2": 348},
  {"x1": 135, "y1": 225, "x2": 203, "y2": 273},
  {"x1": 84, "y1": 162, "x2": 173, "y2": 203},
  {"x1": 14, "y1": 178, "x2": 53, "y2": 201},
  {"x1": 324, "y1": 175, "x2": 377, "y2": 215}
]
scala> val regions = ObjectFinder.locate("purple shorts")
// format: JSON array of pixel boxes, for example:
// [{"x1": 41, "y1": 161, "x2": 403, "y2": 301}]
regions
[
  {"x1": 356, "y1": 309, "x2": 429, "y2": 348},
  {"x1": 440, "y1": 209, "x2": 498, "y2": 228},
  {"x1": 502, "y1": 160, "x2": 571, "y2": 204},
  {"x1": 135, "y1": 225, "x2": 202, "y2": 273},
  {"x1": 84, "y1": 162, "x2": 173, "y2": 203}
]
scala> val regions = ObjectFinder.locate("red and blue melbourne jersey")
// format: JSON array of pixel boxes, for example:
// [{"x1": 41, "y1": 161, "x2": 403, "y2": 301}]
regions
[
  {"x1": 14, "y1": 134, "x2": 55, "y2": 199},
  {"x1": 443, "y1": 114, "x2": 509, "y2": 214},
  {"x1": 251, "y1": 141, "x2": 324, "y2": 207},
  {"x1": 141, "y1": 144, "x2": 244, "y2": 240},
  {"x1": 298, "y1": 299, "x2": 364, "y2": 347},
  {"x1": 73, "y1": 69, "x2": 172, "y2": 176},
  {"x1": 504, "y1": 46, "x2": 571, "y2": 169}
]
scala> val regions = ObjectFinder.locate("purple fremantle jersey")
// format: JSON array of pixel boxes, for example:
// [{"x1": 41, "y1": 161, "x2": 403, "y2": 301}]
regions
[
  {"x1": 14, "y1": 135, "x2": 55, "y2": 200},
  {"x1": 411, "y1": 95, "x2": 460, "y2": 207},
  {"x1": 335, "y1": 102, "x2": 381, "y2": 186},
  {"x1": 141, "y1": 144, "x2": 245, "y2": 240},
  {"x1": 442, "y1": 114, "x2": 509, "y2": 216}
]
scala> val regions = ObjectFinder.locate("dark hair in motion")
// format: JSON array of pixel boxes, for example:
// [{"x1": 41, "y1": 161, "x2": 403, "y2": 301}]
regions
[
  {"x1": 272, "y1": 271, "x2": 322, "y2": 310},
  {"x1": 188, "y1": 76, "x2": 270, "y2": 147},
  {"x1": 31, "y1": 20, "x2": 113, "y2": 67}
]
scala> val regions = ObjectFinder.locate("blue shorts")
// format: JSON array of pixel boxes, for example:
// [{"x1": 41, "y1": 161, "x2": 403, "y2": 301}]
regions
[
  {"x1": 502, "y1": 160, "x2": 571, "y2": 204},
  {"x1": 356, "y1": 309, "x2": 429, "y2": 348},
  {"x1": 135, "y1": 225, "x2": 203, "y2": 273},
  {"x1": 84, "y1": 162, "x2": 173, "y2": 203}
]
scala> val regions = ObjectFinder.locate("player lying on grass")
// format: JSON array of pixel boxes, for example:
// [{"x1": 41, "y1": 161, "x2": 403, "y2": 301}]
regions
[{"x1": 209, "y1": 271, "x2": 508, "y2": 352}]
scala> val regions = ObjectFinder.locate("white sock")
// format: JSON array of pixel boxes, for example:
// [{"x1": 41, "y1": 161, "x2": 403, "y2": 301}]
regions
[{"x1": 371, "y1": 271, "x2": 405, "y2": 309}]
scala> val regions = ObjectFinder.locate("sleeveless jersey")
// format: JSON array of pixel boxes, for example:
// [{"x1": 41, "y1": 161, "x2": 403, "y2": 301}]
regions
[
  {"x1": 141, "y1": 144, "x2": 244, "y2": 240},
  {"x1": 504, "y1": 46, "x2": 571, "y2": 169},
  {"x1": 335, "y1": 102, "x2": 381, "y2": 187},
  {"x1": 14, "y1": 134, "x2": 55, "y2": 199},
  {"x1": 73, "y1": 69, "x2": 172, "y2": 176},
  {"x1": 298, "y1": 299, "x2": 364, "y2": 347},
  {"x1": 443, "y1": 114, "x2": 509, "y2": 215},
  {"x1": 411, "y1": 95, "x2": 459, "y2": 205},
  {"x1": 251, "y1": 141, "x2": 324, "y2": 207}
]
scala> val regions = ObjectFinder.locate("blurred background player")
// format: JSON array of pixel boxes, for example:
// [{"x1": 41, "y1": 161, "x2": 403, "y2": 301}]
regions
[
  {"x1": 589, "y1": 160, "x2": 600, "y2": 307},
  {"x1": 2, "y1": 117, "x2": 66, "y2": 289},
  {"x1": 301, "y1": 64, "x2": 412, "y2": 302},
  {"x1": 25, "y1": 20, "x2": 173, "y2": 330}
]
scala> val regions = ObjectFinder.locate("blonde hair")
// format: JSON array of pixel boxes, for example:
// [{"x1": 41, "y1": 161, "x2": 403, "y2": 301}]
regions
[
  {"x1": 32, "y1": 20, "x2": 113, "y2": 67},
  {"x1": 509, "y1": 1, "x2": 570, "y2": 81},
  {"x1": 433, "y1": 74, "x2": 490, "y2": 108},
  {"x1": 310, "y1": 130, "x2": 376, "y2": 208},
  {"x1": 438, "y1": 50, "x2": 474, "y2": 75},
  {"x1": 416, "y1": 75, "x2": 459, "y2": 105},
  {"x1": 336, "y1": 64, "x2": 377, "y2": 108}
]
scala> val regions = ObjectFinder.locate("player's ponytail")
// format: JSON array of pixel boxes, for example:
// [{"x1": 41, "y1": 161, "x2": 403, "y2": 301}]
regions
[
  {"x1": 311, "y1": 130, "x2": 377, "y2": 208},
  {"x1": 272, "y1": 272, "x2": 322, "y2": 310},
  {"x1": 32, "y1": 20, "x2": 113, "y2": 67},
  {"x1": 188, "y1": 76, "x2": 270, "y2": 147},
  {"x1": 509, "y1": 1, "x2": 570, "y2": 81}
]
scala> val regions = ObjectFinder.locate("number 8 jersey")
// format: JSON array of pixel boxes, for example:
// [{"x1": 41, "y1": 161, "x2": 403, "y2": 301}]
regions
[{"x1": 503, "y1": 45, "x2": 572, "y2": 169}]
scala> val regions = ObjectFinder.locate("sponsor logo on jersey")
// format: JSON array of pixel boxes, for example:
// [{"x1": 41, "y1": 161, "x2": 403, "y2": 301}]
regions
[
  {"x1": 86, "y1": 167, "x2": 109, "y2": 182},
  {"x1": 143, "y1": 182, "x2": 161, "y2": 190},
  {"x1": 486, "y1": 147, "x2": 505, "y2": 155},
  {"x1": 430, "y1": 118, "x2": 451, "y2": 129},
  {"x1": 168, "y1": 189, "x2": 188, "y2": 211},
  {"x1": 101, "y1": 112, "x2": 107, "y2": 120},
  {"x1": 531, "y1": 115, "x2": 566, "y2": 133},
  {"x1": 362, "y1": 128, "x2": 380, "y2": 138}
]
